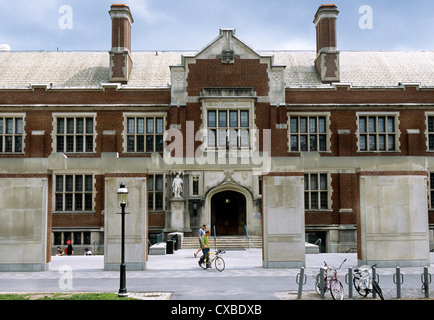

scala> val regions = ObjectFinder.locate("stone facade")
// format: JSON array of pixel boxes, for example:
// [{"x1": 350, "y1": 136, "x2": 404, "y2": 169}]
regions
[{"x1": 0, "y1": 3, "x2": 433, "y2": 269}]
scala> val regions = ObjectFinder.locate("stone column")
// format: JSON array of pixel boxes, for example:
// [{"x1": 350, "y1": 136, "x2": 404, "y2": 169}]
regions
[{"x1": 262, "y1": 174, "x2": 305, "y2": 268}]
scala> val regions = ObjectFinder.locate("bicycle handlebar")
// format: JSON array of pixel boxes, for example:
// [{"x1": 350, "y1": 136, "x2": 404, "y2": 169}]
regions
[{"x1": 322, "y1": 259, "x2": 346, "y2": 271}]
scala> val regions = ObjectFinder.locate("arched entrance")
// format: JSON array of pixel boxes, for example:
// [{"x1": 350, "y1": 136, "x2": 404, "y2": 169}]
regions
[{"x1": 211, "y1": 190, "x2": 246, "y2": 235}]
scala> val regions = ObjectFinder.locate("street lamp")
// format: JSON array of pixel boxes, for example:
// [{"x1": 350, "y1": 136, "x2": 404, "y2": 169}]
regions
[{"x1": 117, "y1": 182, "x2": 128, "y2": 297}]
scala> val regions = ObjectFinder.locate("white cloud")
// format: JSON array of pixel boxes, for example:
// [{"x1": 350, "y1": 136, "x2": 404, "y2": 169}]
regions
[
  {"x1": 0, "y1": 44, "x2": 11, "y2": 51},
  {"x1": 128, "y1": 0, "x2": 173, "y2": 25}
]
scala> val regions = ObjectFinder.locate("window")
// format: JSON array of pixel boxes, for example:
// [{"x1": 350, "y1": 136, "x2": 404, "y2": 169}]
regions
[
  {"x1": 430, "y1": 173, "x2": 434, "y2": 209},
  {"x1": 192, "y1": 176, "x2": 199, "y2": 196},
  {"x1": 74, "y1": 232, "x2": 82, "y2": 245},
  {"x1": 53, "y1": 231, "x2": 91, "y2": 245},
  {"x1": 358, "y1": 114, "x2": 397, "y2": 152},
  {"x1": 427, "y1": 116, "x2": 434, "y2": 151},
  {"x1": 126, "y1": 116, "x2": 164, "y2": 152},
  {"x1": 288, "y1": 115, "x2": 328, "y2": 152},
  {"x1": 55, "y1": 174, "x2": 93, "y2": 212},
  {"x1": 258, "y1": 176, "x2": 262, "y2": 196},
  {"x1": 207, "y1": 110, "x2": 250, "y2": 149},
  {"x1": 0, "y1": 116, "x2": 24, "y2": 153},
  {"x1": 148, "y1": 174, "x2": 164, "y2": 210},
  {"x1": 304, "y1": 173, "x2": 329, "y2": 210},
  {"x1": 53, "y1": 232, "x2": 62, "y2": 245},
  {"x1": 55, "y1": 116, "x2": 95, "y2": 153}
]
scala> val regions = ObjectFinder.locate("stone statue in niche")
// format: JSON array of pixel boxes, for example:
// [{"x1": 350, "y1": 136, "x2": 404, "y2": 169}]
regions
[{"x1": 172, "y1": 173, "x2": 183, "y2": 198}]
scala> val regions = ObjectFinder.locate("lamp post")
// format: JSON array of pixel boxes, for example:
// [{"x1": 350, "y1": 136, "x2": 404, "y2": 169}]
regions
[{"x1": 117, "y1": 182, "x2": 129, "y2": 297}]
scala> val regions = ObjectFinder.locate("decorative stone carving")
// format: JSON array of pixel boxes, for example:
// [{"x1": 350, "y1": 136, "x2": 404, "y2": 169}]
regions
[{"x1": 218, "y1": 49, "x2": 239, "y2": 64}]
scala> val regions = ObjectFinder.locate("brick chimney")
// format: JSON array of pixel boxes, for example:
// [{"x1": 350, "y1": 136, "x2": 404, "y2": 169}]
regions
[
  {"x1": 109, "y1": 4, "x2": 134, "y2": 83},
  {"x1": 313, "y1": 4, "x2": 340, "y2": 83}
]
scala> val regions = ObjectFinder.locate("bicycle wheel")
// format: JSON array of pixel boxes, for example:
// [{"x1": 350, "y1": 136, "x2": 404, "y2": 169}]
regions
[
  {"x1": 330, "y1": 280, "x2": 344, "y2": 300},
  {"x1": 215, "y1": 257, "x2": 225, "y2": 272},
  {"x1": 353, "y1": 274, "x2": 369, "y2": 297},
  {"x1": 372, "y1": 280, "x2": 385, "y2": 300}
]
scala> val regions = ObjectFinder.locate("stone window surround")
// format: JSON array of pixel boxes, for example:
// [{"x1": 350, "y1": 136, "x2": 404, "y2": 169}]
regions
[
  {"x1": 52, "y1": 112, "x2": 97, "y2": 154},
  {"x1": 122, "y1": 112, "x2": 167, "y2": 154},
  {"x1": 425, "y1": 112, "x2": 434, "y2": 152},
  {"x1": 200, "y1": 99, "x2": 256, "y2": 155},
  {"x1": 0, "y1": 113, "x2": 26, "y2": 154},
  {"x1": 148, "y1": 172, "x2": 166, "y2": 211},
  {"x1": 52, "y1": 173, "x2": 95, "y2": 214},
  {"x1": 304, "y1": 171, "x2": 332, "y2": 211},
  {"x1": 356, "y1": 111, "x2": 400, "y2": 153},
  {"x1": 287, "y1": 112, "x2": 331, "y2": 153}
]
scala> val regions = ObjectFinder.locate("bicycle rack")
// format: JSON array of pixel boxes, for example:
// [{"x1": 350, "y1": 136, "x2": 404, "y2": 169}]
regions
[
  {"x1": 372, "y1": 266, "x2": 380, "y2": 299},
  {"x1": 319, "y1": 267, "x2": 325, "y2": 299},
  {"x1": 421, "y1": 266, "x2": 432, "y2": 298},
  {"x1": 345, "y1": 267, "x2": 353, "y2": 299},
  {"x1": 296, "y1": 267, "x2": 307, "y2": 299},
  {"x1": 393, "y1": 266, "x2": 404, "y2": 299}
]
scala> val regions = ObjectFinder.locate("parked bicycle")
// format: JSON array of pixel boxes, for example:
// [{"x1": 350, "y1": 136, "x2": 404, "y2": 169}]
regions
[
  {"x1": 315, "y1": 259, "x2": 346, "y2": 300},
  {"x1": 353, "y1": 264, "x2": 384, "y2": 300},
  {"x1": 198, "y1": 249, "x2": 226, "y2": 272}
]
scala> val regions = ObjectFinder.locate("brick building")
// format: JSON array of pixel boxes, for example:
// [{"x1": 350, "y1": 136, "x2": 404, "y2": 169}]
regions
[{"x1": 0, "y1": 4, "x2": 433, "y2": 270}]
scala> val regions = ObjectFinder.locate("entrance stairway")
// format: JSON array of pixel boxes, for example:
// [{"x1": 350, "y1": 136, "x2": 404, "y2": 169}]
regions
[{"x1": 182, "y1": 236, "x2": 262, "y2": 250}]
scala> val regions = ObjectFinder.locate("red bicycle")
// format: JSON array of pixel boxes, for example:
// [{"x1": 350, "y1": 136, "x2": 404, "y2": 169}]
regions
[{"x1": 315, "y1": 259, "x2": 346, "y2": 300}]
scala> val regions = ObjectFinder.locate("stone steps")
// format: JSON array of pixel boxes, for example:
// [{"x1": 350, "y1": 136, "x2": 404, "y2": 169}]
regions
[{"x1": 182, "y1": 236, "x2": 262, "y2": 249}]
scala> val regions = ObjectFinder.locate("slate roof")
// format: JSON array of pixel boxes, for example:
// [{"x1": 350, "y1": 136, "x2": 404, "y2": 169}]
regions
[{"x1": 0, "y1": 50, "x2": 433, "y2": 89}]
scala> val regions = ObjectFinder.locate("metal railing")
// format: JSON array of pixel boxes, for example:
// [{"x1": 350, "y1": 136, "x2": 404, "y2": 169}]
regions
[
  {"x1": 213, "y1": 225, "x2": 217, "y2": 250},
  {"x1": 211, "y1": 224, "x2": 251, "y2": 249},
  {"x1": 244, "y1": 224, "x2": 250, "y2": 250}
]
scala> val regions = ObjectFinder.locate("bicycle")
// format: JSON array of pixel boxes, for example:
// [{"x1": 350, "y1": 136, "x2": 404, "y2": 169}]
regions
[
  {"x1": 353, "y1": 264, "x2": 384, "y2": 300},
  {"x1": 198, "y1": 249, "x2": 226, "y2": 272},
  {"x1": 315, "y1": 259, "x2": 346, "y2": 300}
]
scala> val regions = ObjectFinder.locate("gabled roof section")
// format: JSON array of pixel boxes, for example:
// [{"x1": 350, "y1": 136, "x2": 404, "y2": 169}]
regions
[
  {"x1": 178, "y1": 28, "x2": 277, "y2": 65},
  {"x1": 169, "y1": 28, "x2": 286, "y2": 107}
]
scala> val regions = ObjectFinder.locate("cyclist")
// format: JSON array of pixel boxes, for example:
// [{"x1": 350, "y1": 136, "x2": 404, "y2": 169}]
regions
[{"x1": 198, "y1": 230, "x2": 211, "y2": 268}]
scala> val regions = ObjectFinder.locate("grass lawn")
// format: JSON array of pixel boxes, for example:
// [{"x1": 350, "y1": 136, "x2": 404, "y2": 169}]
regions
[{"x1": 0, "y1": 292, "x2": 137, "y2": 300}]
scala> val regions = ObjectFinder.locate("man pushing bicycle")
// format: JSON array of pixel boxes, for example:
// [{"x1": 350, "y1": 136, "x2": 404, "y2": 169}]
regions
[{"x1": 198, "y1": 230, "x2": 211, "y2": 269}]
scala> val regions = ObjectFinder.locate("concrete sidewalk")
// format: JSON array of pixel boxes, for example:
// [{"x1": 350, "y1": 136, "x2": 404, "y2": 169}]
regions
[
  {"x1": 1, "y1": 249, "x2": 434, "y2": 300},
  {"x1": 48, "y1": 248, "x2": 359, "y2": 272},
  {"x1": 47, "y1": 248, "x2": 434, "y2": 274}
]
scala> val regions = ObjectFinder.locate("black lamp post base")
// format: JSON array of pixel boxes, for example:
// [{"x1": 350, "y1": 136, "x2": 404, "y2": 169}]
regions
[
  {"x1": 118, "y1": 291, "x2": 128, "y2": 298},
  {"x1": 118, "y1": 263, "x2": 127, "y2": 297}
]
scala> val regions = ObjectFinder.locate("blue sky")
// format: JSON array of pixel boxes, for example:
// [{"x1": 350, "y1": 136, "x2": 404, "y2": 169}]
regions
[{"x1": 0, "y1": 0, "x2": 433, "y2": 52}]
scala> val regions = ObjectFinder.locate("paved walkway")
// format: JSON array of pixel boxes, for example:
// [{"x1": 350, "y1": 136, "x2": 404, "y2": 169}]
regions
[{"x1": 1, "y1": 249, "x2": 434, "y2": 300}]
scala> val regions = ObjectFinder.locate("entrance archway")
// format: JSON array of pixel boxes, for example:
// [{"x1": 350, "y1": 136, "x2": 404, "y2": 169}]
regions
[{"x1": 211, "y1": 190, "x2": 246, "y2": 235}]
